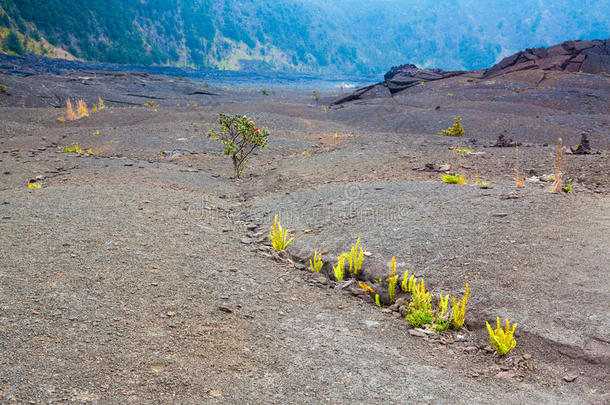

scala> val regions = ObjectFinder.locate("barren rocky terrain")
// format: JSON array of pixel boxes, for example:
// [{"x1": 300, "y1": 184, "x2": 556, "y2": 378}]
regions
[{"x1": 0, "y1": 64, "x2": 608, "y2": 403}]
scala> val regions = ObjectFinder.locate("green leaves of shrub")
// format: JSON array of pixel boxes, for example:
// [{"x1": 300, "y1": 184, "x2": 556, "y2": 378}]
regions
[{"x1": 207, "y1": 114, "x2": 269, "y2": 177}]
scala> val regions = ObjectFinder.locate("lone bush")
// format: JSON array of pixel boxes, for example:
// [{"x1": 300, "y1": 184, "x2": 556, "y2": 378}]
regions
[
  {"x1": 438, "y1": 117, "x2": 465, "y2": 137},
  {"x1": 207, "y1": 114, "x2": 269, "y2": 177}
]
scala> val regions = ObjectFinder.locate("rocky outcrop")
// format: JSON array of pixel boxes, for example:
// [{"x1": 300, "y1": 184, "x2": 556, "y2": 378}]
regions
[
  {"x1": 483, "y1": 39, "x2": 610, "y2": 78},
  {"x1": 333, "y1": 38, "x2": 609, "y2": 106},
  {"x1": 332, "y1": 64, "x2": 465, "y2": 105}
]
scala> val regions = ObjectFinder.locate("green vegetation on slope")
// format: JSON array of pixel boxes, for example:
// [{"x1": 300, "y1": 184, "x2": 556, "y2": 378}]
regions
[{"x1": 0, "y1": 0, "x2": 608, "y2": 73}]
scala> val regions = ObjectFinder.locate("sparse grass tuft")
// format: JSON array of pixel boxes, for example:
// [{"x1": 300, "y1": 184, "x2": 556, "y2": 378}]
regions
[
  {"x1": 58, "y1": 99, "x2": 89, "y2": 122},
  {"x1": 515, "y1": 144, "x2": 524, "y2": 188}
]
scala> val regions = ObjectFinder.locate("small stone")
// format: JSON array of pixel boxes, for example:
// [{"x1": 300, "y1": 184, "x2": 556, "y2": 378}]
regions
[
  {"x1": 483, "y1": 346, "x2": 494, "y2": 353},
  {"x1": 363, "y1": 251, "x2": 372, "y2": 257},
  {"x1": 218, "y1": 306, "x2": 233, "y2": 313},
  {"x1": 166, "y1": 311, "x2": 176, "y2": 317},
  {"x1": 408, "y1": 329, "x2": 427, "y2": 338},
  {"x1": 438, "y1": 164, "x2": 451, "y2": 172},
  {"x1": 303, "y1": 229, "x2": 312, "y2": 233},
  {"x1": 240, "y1": 237, "x2": 252, "y2": 244},
  {"x1": 229, "y1": 268, "x2": 238, "y2": 273},
  {"x1": 491, "y1": 212, "x2": 508, "y2": 217},
  {"x1": 363, "y1": 320, "x2": 380, "y2": 328},
  {"x1": 494, "y1": 371, "x2": 516, "y2": 379},
  {"x1": 382, "y1": 308, "x2": 392, "y2": 314},
  {"x1": 563, "y1": 374, "x2": 578, "y2": 382},
  {"x1": 523, "y1": 353, "x2": 532, "y2": 360},
  {"x1": 464, "y1": 346, "x2": 478, "y2": 354}
]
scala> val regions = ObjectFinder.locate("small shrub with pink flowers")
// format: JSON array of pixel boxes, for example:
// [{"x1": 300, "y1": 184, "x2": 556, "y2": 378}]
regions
[{"x1": 207, "y1": 114, "x2": 269, "y2": 177}]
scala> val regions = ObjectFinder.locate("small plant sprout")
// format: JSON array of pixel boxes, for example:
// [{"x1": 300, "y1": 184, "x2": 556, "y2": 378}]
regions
[
  {"x1": 62, "y1": 143, "x2": 83, "y2": 154},
  {"x1": 401, "y1": 271, "x2": 417, "y2": 293},
  {"x1": 207, "y1": 114, "x2": 270, "y2": 177},
  {"x1": 441, "y1": 174, "x2": 467, "y2": 185},
  {"x1": 452, "y1": 283, "x2": 470, "y2": 330},
  {"x1": 347, "y1": 237, "x2": 365, "y2": 276},
  {"x1": 309, "y1": 250, "x2": 323, "y2": 272},
  {"x1": 452, "y1": 147, "x2": 474, "y2": 154},
  {"x1": 438, "y1": 294, "x2": 450, "y2": 317},
  {"x1": 551, "y1": 138, "x2": 567, "y2": 193},
  {"x1": 269, "y1": 215, "x2": 293, "y2": 252},
  {"x1": 333, "y1": 254, "x2": 347, "y2": 282},
  {"x1": 438, "y1": 117, "x2": 465, "y2": 137},
  {"x1": 515, "y1": 144, "x2": 524, "y2": 188},
  {"x1": 563, "y1": 179, "x2": 573, "y2": 193},
  {"x1": 28, "y1": 181, "x2": 41, "y2": 189},
  {"x1": 409, "y1": 279, "x2": 432, "y2": 312},
  {"x1": 486, "y1": 317, "x2": 518, "y2": 356},
  {"x1": 375, "y1": 294, "x2": 382, "y2": 307},
  {"x1": 387, "y1": 256, "x2": 399, "y2": 303}
]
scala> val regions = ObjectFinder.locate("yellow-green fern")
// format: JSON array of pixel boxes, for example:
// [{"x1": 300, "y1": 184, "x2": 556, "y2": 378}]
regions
[
  {"x1": 409, "y1": 279, "x2": 432, "y2": 312},
  {"x1": 387, "y1": 256, "x2": 399, "y2": 303},
  {"x1": 486, "y1": 317, "x2": 518, "y2": 356},
  {"x1": 333, "y1": 254, "x2": 347, "y2": 282},
  {"x1": 269, "y1": 215, "x2": 294, "y2": 252},
  {"x1": 309, "y1": 250, "x2": 323, "y2": 272},
  {"x1": 401, "y1": 271, "x2": 418, "y2": 293},
  {"x1": 347, "y1": 237, "x2": 364, "y2": 276},
  {"x1": 451, "y1": 283, "x2": 470, "y2": 330},
  {"x1": 438, "y1": 294, "x2": 450, "y2": 316}
]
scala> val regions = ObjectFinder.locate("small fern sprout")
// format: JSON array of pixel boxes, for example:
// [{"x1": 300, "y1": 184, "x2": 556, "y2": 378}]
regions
[
  {"x1": 486, "y1": 317, "x2": 518, "y2": 356},
  {"x1": 387, "y1": 256, "x2": 399, "y2": 303},
  {"x1": 309, "y1": 250, "x2": 323, "y2": 272},
  {"x1": 409, "y1": 279, "x2": 432, "y2": 312},
  {"x1": 451, "y1": 283, "x2": 470, "y2": 330},
  {"x1": 400, "y1": 270, "x2": 409, "y2": 292},
  {"x1": 347, "y1": 237, "x2": 365, "y2": 276},
  {"x1": 333, "y1": 254, "x2": 348, "y2": 282},
  {"x1": 269, "y1": 215, "x2": 294, "y2": 252},
  {"x1": 375, "y1": 294, "x2": 381, "y2": 307},
  {"x1": 438, "y1": 294, "x2": 450, "y2": 316}
]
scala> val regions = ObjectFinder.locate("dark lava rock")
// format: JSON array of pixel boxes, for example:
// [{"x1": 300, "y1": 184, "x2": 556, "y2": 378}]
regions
[
  {"x1": 571, "y1": 133, "x2": 592, "y2": 155},
  {"x1": 491, "y1": 134, "x2": 521, "y2": 147},
  {"x1": 483, "y1": 38, "x2": 610, "y2": 78},
  {"x1": 332, "y1": 64, "x2": 465, "y2": 105}
]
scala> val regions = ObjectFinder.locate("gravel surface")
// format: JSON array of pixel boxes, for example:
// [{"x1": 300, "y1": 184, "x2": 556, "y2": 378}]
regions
[{"x1": 0, "y1": 69, "x2": 608, "y2": 403}]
